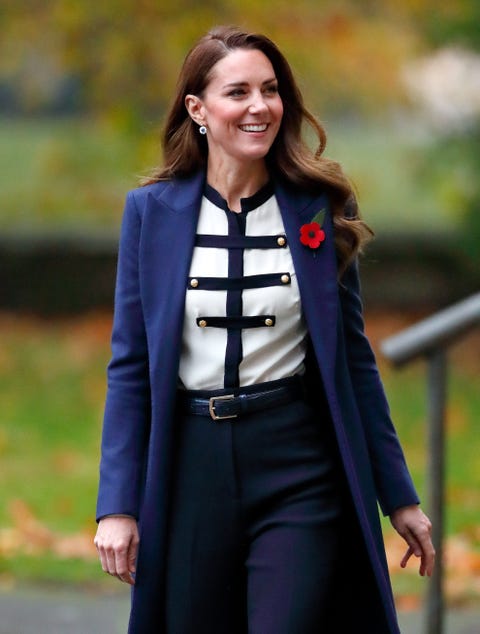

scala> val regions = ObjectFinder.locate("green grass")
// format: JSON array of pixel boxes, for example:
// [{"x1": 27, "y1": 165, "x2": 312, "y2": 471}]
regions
[
  {"x1": 381, "y1": 362, "x2": 480, "y2": 536},
  {"x1": 0, "y1": 317, "x2": 109, "y2": 534},
  {"x1": 0, "y1": 116, "x2": 461, "y2": 234},
  {"x1": 376, "y1": 351, "x2": 480, "y2": 606},
  {"x1": 0, "y1": 117, "x2": 159, "y2": 233},
  {"x1": 0, "y1": 555, "x2": 107, "y2": 589}
]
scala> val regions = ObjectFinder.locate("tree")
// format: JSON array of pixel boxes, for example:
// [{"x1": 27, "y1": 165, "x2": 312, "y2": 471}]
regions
[{"x1": 0, "y1": 1, "x2": 420, "y2": 122}]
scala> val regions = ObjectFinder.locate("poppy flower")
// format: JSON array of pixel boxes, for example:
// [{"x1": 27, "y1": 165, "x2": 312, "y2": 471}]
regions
[{"x1": 299, "y1": 222, "x2": 325, "y2": 249}]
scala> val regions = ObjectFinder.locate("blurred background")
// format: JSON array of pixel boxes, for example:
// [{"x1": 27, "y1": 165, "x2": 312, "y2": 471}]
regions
[{"x1": 0, "y1": 0, "x2": 479, "y2": 626}]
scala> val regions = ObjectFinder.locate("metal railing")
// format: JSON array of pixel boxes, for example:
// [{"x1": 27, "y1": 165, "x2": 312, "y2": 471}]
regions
[{"x1": 380, "y1": 292, "x2": 480, "y2": 634}]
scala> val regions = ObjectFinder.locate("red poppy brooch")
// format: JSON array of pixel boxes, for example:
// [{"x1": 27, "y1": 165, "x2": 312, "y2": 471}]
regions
[{"x1": 299, "y1": 209, "x2": 326, "y2": 250}]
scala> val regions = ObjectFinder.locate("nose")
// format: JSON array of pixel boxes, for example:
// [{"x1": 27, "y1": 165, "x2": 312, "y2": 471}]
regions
[{"x1": 248, "y1": 93, "x2": 269, "y2": 114}]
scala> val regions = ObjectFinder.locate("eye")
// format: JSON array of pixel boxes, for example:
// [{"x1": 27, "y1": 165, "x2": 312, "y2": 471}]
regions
[
  {"x1": 264, "y1": 84, "x2": 279, "y2": 95},
  {"x1": 227, "y1": 88, "x2": 246, "y2": 98}
]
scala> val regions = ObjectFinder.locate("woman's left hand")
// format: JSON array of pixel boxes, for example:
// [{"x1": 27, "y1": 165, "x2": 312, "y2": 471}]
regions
[{"x1": 389, "y1": 505, "x2": 435, "y2": 577}]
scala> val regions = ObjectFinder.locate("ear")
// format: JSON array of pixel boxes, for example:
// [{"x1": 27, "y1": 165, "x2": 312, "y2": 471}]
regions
[{"x1": 185, "y1": 94, "x2": 206, "y2": 126}]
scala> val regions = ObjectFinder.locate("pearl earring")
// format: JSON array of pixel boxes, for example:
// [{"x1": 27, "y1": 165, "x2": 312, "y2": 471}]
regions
[{"x1": 199, "y1": 125, "x2": 207, "y2": 135}]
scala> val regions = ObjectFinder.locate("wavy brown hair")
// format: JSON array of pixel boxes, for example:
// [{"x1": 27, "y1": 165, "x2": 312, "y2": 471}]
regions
[{"x1": 142, "y1": 26, "x2": 373, "y2": 272}]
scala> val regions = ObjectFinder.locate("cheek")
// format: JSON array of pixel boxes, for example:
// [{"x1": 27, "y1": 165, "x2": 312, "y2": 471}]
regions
[
  {"x1": 210, "y1": 109, "x2": 240, "y2": 132},
  {"x1": 206, "y1": 103, "x2": 242, "y2": 126},
  {"x1": 273, "y1": 99, "x2": 284, "y2": 124}
]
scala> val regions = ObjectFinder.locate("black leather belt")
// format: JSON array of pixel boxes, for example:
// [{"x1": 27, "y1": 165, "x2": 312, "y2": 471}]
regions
[{"x1": 180, "y1": 379, "x2": 304, "y2": 421}]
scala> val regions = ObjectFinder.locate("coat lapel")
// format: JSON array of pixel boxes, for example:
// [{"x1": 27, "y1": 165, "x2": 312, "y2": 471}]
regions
[
  {"x1": 139, "y1": 172, "x2": 205, "y2": 359},
  {"x1": 274, "y1": 179, "x2": 339, "y2": 389}
]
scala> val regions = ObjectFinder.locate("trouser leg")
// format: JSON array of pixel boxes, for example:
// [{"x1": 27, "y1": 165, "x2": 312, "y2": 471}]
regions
[
  {"x1": 165, "y1": 412, "x2": 246, "y2": 634},
  {"x1": 237, "y1": 399, "x2": 345, "y2": 634},
  {"x1": 247, "y1": 521, "x2": 341, "y2": 634}
]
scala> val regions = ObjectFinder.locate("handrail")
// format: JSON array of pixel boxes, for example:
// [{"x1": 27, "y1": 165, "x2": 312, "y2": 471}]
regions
[
  {"x1": 380, "y1": 292, "x2": 480, "y2": 634},
  {"x1": 380, "y1": 292, "x2": 480, "y2": 365}
]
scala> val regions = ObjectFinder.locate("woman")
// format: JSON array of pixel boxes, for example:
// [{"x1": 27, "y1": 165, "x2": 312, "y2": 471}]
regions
[{"x1": 95, "y1": 26, "x2": 434, "y2": 633}]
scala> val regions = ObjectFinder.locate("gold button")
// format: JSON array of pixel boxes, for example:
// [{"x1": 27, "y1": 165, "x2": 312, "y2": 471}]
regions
[
  {"x1": 277, "y1": 236, "x2": 286, "y2": 246},
  {"x1": 281, "y1": 274, "x2": 290, "y2": 284},
  {"x1": 265, "y1": 318, "x2": 273, "y2": 327},
  {"x1": 198, "y1": 319, "x2": 207, "y2": 328},
  {"x1": 190, "y1": 278, "x2": 199, "y2": 288}
]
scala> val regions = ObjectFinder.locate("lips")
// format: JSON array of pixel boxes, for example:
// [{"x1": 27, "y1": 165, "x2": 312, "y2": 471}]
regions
[{"x1": 238, "y1": 123, "x2": 269, "y2": 132}]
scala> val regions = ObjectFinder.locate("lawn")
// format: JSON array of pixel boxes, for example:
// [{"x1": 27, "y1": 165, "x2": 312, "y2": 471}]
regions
[
  {"x1": 0, "y1": 313, "x2": 111, "y2": 588},
  {"x1": 0, "y1": 311, "x2": 478, "y2": 606},
  {"x1": 0, "y1": 117, "x2": 158, "y2": 233}
]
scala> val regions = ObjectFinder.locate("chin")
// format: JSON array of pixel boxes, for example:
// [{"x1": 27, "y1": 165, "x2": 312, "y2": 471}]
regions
[{"x1": 240, "y1": 145, "x2": 272, "y2": 162}]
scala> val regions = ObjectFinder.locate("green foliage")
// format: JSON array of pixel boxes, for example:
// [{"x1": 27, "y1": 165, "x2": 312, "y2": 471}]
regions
[
  {"x1": 0, "y1": 1, "x2": 418, "y2": 120},
  {"x1": 393, "y1": 0, "x2": 480, "y2": 265},
  {"x1": 417, "y1": 0, "x2": 480, "y2": 48},
  {"x1": 418, "y1": 124, "x2": 480, "y2": 264}
]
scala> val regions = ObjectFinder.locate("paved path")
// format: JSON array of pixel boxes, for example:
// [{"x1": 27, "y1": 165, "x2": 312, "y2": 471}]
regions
[
  {"x1": 0, "y1": 585, "x2": 479, "y2": 633},
  {"x1": 0, "y1": 586, "x2": 129, "y2": 634}
]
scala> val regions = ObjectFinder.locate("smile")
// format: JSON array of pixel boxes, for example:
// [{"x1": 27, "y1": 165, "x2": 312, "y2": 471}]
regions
[{"x1": 238, "y1": 124, "x2": 269, "y2": 133}]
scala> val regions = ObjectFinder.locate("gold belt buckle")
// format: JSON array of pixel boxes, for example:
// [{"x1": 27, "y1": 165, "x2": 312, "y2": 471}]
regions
[{"x1": 208, "y1": 394, "x2": 237, "y2": 421}]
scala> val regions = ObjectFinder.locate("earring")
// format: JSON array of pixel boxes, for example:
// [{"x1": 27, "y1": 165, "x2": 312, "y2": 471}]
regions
[{"x1": 199, "y1": 125, "x2": 207, "y2": 135}]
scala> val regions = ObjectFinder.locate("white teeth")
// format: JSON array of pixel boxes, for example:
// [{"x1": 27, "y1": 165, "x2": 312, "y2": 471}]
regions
[{"x1": 239, "y1": 124, "x2": 268, "y2": 132}]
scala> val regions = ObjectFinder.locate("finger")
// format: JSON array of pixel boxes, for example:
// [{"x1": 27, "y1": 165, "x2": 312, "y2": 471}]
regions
[
  {"x1": 410, "y1": 524, "x2": 435, "y2": 577},
  {"x1": 116, "y1": 562, "x2": 135, "y2": 585},
  {"x1": 128, "y1": 534, "x2": 139, "y2": 574},
  {"x1": 420, "y1": 543, "x2": 436, "y2": 577},
  {"x1": 119, "y1": 537, "x2": 138, "y2": 585},
  {"x1": 98, "y1": 550, "x2": 109, "y2": 574},
  {"x1": 419, "y1": 555, "x2": 426, "y2": 577},
  {"x1": 94, "y1": 539, "x2": 110, "y2": 575},
  {"x1": 114, "y1": 544, "x2": 131, "y2": 583},
  {"x1": 103, "y1": 544, "x2": 118, "y2": 576},
  {"x1": 117, "y1": 571, "x2": 134, "y2": 585},
  {"x1": 406, "y1": 534, "x2": 434, "y2": 577},
  {"x1": 401, "y1": 528, "x2": 423, "y2": 558},
  {"x1": 400, "y1": 546, "x2": 414, "y2": 569}
]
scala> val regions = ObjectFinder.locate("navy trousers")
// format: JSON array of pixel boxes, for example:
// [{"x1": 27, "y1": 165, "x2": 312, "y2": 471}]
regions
[{"x1": 165, "y1": 379, "x2": 346, "y2": 634}]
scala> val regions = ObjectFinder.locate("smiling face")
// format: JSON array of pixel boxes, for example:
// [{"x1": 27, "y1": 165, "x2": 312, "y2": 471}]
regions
[{"x1": 185, "y1": 48, "x2": 284, "y2": 171}]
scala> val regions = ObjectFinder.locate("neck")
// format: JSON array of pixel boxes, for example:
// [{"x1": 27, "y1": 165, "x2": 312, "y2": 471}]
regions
[{"x1": 206, "y1": 157, "x2": 269, "y2": 212}]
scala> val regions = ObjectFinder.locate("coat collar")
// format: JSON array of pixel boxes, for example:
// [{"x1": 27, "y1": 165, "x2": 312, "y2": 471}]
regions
[{"x1": 147, "y1": 171, "x2": 206, "y2": 212}]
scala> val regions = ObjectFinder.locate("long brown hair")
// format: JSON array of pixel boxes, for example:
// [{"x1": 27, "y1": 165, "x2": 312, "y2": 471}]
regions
[{"x1": 142, "y1": 26, "x2": 373, "y2": 272}]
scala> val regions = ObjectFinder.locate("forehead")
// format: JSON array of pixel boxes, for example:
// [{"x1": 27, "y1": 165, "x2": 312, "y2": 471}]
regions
[{"x1": 207, "y1": 48, "x2": 276, "y2": 87}]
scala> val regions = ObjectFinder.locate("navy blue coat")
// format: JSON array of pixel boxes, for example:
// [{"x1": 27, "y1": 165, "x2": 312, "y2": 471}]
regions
[{"x1": 97, "y1": 171, "x2": 419, "y2": 633}]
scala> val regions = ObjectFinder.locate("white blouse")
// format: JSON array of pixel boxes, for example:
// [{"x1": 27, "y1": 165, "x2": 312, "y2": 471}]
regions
[{"x1": 178, "y1": 184, "x2": 307, "y2": 390}]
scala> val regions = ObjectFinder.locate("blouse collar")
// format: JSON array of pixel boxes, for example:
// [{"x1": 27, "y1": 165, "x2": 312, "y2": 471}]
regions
[{"x1": 204, "y1": 180, "x2": 274, "y2": 214}]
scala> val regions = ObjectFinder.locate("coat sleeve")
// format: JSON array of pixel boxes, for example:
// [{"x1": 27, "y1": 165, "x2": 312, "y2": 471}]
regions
[
  {"x1": 338, "y1": 259, "x2": 420, "y2": 516},
  {"x1": 96, "y1": 191, "x2": 151, "y2": 521}
]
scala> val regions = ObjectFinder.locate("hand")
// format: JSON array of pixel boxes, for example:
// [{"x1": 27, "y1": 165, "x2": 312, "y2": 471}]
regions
[
  {"x1": 390, "y1": 505, "x2": 435, "y2": 577},
  {"x1": 94, "y1": 516, "x2": 139, "y2": 585}
]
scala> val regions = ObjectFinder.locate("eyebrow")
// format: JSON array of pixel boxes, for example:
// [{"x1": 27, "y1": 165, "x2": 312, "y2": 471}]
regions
[{"x1": 222, "y1": 77, "x2": 278, "y2": 89}]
